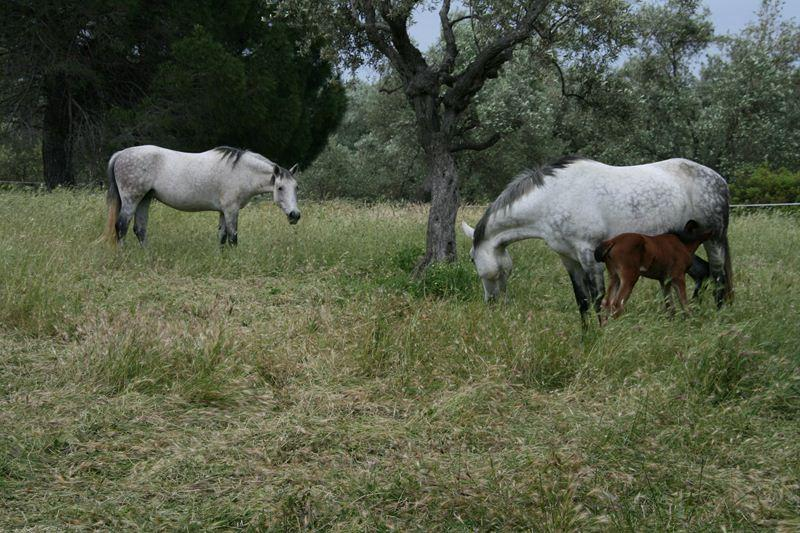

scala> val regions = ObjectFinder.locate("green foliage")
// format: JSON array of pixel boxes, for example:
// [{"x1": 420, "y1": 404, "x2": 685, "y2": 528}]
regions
[
  {"x1": 729, "y1": 165, "x2": 800, "y2": 204},
  {"x1": 132, "y1": 21, "x2": 346, "y2": 167},
  {"x1": 303, "y1": 83, "x2": 424, "y2": 199},
  {"x1": 0, "y1": 0, "x2": 345, "y2": 182},
  {"x1": 306, "y1": 0, "x2": 798, "y2": 201}
]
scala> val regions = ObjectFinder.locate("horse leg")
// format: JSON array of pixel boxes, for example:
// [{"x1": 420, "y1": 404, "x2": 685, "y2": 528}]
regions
[
  {"x1": 673, "y1": 276, "x2": 690, "y2": 315},
  {"x1": 115, "y1": 197, "x2": 138, "y2": 245},
  {"x1": 601, "y1": 272, "x2": 620, "y2": 326},
  {"x1": 687, "y1": 255, "x2": 710, "y2": 300},
  {"x1": 660, "y1": 279, "x2": 675, "y2": 316},
  {"x1": 560, "y1": 256, "x2": 590, "y2": 326},
  {"x1": 133, "y1": 195, "x2": 152, "y2": 246},
  {"x1": 703, "y1": 239, "x2": 730, "y2": 309},
  {"x1": 579, "y1": 248, "x2": 606, "y2": 319},
  {"x1": 218, "y1": 212, "x2": 227, "y2": 246},
  {"x1": 610, "y1": 272, "x2": 638, "y2": 318},
  {"x1": 223, "y1": 209, "x2": 239, "y2": 246}
]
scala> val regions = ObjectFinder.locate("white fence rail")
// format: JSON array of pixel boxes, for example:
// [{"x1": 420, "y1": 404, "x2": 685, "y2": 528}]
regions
[{"x1": 730, "y1": 202, "x2": 800, "y2": 208}]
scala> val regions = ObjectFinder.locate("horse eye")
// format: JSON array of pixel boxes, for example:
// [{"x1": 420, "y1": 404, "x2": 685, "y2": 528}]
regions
[{"x1": 278, "y1": 186, "x2": 284, "y2": 192}]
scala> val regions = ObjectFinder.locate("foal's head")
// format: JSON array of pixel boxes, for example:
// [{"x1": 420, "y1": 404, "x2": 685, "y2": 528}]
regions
[
  {"x1": 273, "y1": 164, "x2": 301, "y2": 224},
  {"x1": 674, "y1": 220, "x2": 713, "y2": 251}
]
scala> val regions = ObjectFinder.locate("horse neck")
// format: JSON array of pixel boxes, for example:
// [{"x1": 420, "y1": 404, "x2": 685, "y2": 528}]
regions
[
  {"x1": 239, "y1": 156, "x2": 274, "y2": 195},
  {"x1": 484, "y1": 197, "x2": 547, "y2": 247}
]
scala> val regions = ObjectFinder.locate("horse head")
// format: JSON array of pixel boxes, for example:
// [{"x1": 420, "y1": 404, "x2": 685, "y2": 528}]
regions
[
  {"x1": 273, "y1": 164, "x2": 301, "y2": 224},
  {"x1": 462, "y1": 221, "x2": 512, "y2": 302}
]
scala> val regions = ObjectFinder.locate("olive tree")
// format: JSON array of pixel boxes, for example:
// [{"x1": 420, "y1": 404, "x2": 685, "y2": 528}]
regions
[{"x1": 286, "y1": 0, "x2": 630, "y2": 271}]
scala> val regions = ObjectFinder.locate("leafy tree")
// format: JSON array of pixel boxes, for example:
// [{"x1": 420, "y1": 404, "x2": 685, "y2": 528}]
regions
[
  {"x1": 0, "y1": 0, "x2": 345, "y2": 186},
  {"x1": 0, "y1": 0, "x2": 152, "y2": 188},
  {"x1": 696, "y1": 0, "x2": 800, "y2": 176},
  {"x1": 303, "y1": 82, "x2": 424, "y2": 199},
  {"x1": 286, "y1": 0, "x2": 631, "y2": 271},
  {"x1": 127, "y1": 12, "x2": 346, "y2": 168}
]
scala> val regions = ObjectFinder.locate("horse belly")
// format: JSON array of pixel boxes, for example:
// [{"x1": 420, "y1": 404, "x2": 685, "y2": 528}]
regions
[
  {"x1": 152, "y1": 178, "x2": 222, "y2": 212},
  {"x1": 153, "y1": 165, "x2": 222, "y2": 211}
]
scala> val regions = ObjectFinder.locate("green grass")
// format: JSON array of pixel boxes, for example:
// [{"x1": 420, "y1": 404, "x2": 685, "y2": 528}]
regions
[{"x1": 1, "y1": 189, "x2": 798, "y2": 530}]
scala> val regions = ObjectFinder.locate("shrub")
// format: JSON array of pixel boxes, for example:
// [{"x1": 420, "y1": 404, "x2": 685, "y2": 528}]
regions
[{"x1": 729, "y1": 165, "x2": 800, "y2": 204}]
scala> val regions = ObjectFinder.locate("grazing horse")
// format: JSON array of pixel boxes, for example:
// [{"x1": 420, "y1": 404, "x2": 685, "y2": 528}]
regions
[
  {"x1": 461, "y1": 156, "x2": 733, "y2": 324},
  {"x1": 593, "y1": 220, "x2": 713, "y2": 321},
  {"x1": 103, "y1": 145, "x2": 301, "y2": 246}
]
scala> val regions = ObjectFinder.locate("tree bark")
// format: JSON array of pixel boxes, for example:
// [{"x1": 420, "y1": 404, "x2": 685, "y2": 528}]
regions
[
  {"x1": 415, "y1": 135, "x2": 459, "y2": 272},
  {"x1": 41, "y1": 72, "x2": 75, "y2": 189}
]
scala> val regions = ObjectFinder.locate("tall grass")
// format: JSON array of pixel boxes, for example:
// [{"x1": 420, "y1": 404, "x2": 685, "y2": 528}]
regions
[{"x1": 1, "y1": 189, "x2": 798, "y2": 529}]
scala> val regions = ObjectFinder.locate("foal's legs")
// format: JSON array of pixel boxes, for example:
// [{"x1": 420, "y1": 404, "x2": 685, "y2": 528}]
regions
[
  {"x1": 600, "y1": 271, "x2": 620, "y2": 325},
  {"x1": 660, "y1": 279, "x2": 675, "y2": 315},
  {"x1": 133, "y1": 195, "x2": 152, "y2": 245},
  {"x1": 218, "y1": 212, "x2": 227, "y2": 245},
  {"x1": 609, "y1": 271, "x2": 638, "y2": 318},
  {"x1": 672, "y1": 276, "x2": 690, "y2": 314}
]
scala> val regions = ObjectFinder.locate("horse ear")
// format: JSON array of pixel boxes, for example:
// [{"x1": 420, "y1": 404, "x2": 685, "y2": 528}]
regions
[
  {"x1": 461, "y1": 221, "x2": 475, "y2": 240},
  {"x1": 289, "y1": 164, "x2": 299, "y2": 174}
]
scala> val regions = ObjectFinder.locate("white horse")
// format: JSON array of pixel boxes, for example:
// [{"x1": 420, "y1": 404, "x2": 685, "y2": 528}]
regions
[
  {"x1": 462, "y1": 156, "x2": 733, "y2": 322},
  {"x1": 103, "y1": 145, "x2": 301, "y2": 246}
]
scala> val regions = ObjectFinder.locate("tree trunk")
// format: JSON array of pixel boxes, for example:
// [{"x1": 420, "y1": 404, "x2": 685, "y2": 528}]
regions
[
  {"x1": 42, "y1": 72, "x2": 75, "y2": 189},
  {"x1": 415, "y1": 135, "x2": 459, "y2": 273}
]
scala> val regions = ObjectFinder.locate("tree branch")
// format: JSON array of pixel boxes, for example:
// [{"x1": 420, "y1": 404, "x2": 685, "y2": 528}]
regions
[
  {"x1": 439, "y1": 0, "x2": 458, "y2": 78},
  {"x1": 450, "y1": 132, "x2": 501, "y2": 152},
  {"x1": 444, "y1": 0, "x2": 551, "y2": 113},
  {"x1": 547, "y1": 55, "x2": 587, "y2": 102},
  {"x1": 358, "y1": 0, "x2": 403, "y2": 72}
]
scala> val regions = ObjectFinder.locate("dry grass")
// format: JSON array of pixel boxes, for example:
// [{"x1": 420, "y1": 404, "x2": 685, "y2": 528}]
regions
[{"x1": 1, "y1": 189, "x2": 799, "y2": 530}]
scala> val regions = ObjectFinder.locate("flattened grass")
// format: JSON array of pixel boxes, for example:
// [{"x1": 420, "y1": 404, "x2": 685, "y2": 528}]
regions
[{"x1": 1, "y1": 190, "x2": 798, "y2": 530}]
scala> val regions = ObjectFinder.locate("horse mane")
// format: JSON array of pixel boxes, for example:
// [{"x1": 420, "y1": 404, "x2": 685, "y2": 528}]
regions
[
  {"x1": 214, "y1": 146, "x2": 248, "y2": 167},
  {"x1": 473, "y1": 155, "x2": 586, "y2": 246}
]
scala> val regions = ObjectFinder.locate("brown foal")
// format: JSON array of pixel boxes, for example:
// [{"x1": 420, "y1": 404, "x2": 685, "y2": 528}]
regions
[{"x1": 594, "y1": 220, "x2": 713, "y2": 322}]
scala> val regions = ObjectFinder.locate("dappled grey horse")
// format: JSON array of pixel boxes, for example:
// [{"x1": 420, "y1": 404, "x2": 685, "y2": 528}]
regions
[
  {"x1": 103, "y1": 145, "x2": 300, "y2": 246},
  {"x1": 462, "y1": 156, "x2": 733, "y2": 323}
]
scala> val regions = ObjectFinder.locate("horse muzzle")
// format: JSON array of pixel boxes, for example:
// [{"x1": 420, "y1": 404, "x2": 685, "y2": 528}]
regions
[{"x1": 287, "y1": 210, "x2": 301, "y2": 224}]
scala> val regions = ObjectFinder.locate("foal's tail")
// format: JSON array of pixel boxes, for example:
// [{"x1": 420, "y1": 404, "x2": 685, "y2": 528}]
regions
[
  {"x1": 594, "y1": 241, "x2": 614, "y2": 263},
  {"x1": 101, "y1": 152, "x2": 121, "y2": 245}
]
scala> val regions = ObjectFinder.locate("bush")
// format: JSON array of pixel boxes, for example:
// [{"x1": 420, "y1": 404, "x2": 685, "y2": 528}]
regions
[{"x1": 729, "y1": 165, "x2": 800, "y2": 204}]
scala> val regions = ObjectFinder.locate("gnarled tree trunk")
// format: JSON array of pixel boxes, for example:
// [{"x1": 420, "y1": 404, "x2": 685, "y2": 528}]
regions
[
  {"x1": 416, "y1": 135, "x2": 459, "y2": 271},
  {"x1": 42, "y1": 72, "x2": 75, "y2": 189}
]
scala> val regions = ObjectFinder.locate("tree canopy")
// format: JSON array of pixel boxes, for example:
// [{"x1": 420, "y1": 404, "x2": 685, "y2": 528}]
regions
[
  {"x1": 304, "y1": 0, "x2": 799, "y2": 205},
  {"x1": 0, "y1": 0, "x2": 346, "y2": 186}
]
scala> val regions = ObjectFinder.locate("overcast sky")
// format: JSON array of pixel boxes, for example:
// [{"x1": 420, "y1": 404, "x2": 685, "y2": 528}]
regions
[{"x1": 408, "y1": 0, "x2": 800, "y2": 50}]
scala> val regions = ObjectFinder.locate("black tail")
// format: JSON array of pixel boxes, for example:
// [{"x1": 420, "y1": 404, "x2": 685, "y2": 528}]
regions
[
  {"x1": 594, "y1": 241, "x2": 614, "y2": 263},
  {"x1": 721, "y1": 233, "x2": 734, "y2": 303}
]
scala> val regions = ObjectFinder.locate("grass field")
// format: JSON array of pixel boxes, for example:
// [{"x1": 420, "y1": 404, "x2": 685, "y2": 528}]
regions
[{"x1": 1, "y1": 189, "x2": 799, "y2": 530}]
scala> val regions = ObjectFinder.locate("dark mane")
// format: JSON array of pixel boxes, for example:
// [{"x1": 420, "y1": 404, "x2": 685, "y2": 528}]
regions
[
  {"x1": 214, "y1": 146, "x2": 248, "y2": 167},
  {"x1": 473, "y1": 155, "x2": 586, "y2": 246}
]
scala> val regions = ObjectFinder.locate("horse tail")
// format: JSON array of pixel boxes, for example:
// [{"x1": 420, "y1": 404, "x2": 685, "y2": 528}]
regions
[
  {"x1": 594, "y1": 241, "x2": 614, "y2": 263},
  {"x1": 721, "y1": 232, "x2": 734, "y2": 303},
  {"x1": 102, "y1": 153, "x2": 121, "y2": 245}
]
